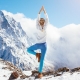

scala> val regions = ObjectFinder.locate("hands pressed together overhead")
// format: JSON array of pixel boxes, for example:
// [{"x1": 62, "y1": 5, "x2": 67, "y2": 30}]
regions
[{"x1": 39, "y1": 6, "x2": 46, "y2": 14}]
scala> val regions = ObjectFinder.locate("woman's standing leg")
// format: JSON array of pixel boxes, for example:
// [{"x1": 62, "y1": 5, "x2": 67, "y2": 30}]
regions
[{"x1": 38, "y1": 43, "x2": 47, "y2": 73}]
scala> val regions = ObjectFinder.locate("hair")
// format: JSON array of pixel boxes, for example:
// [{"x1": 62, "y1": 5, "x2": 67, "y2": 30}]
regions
[{"x1": 40, "y1": 18, "x2": 45, "y2": 21}]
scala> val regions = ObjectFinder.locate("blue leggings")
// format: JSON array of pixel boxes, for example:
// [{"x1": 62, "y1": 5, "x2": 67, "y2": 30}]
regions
[{"x1": 27, "y1": 42, "x2": 47, "y2": 73}]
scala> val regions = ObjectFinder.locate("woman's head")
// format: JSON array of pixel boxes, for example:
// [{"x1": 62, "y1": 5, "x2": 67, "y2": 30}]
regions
[{"x1": 39, "y1": 18, "x2": 45, "y2": 26}]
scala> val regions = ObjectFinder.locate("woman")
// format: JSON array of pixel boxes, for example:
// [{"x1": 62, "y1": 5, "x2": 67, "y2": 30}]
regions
[{"x1": 27, "y1": 6, "x2": 49, "y2": 78}]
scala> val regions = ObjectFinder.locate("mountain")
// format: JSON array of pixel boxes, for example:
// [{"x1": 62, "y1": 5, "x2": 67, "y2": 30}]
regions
[{"x1": 0, "y1": 10, "x2": 53, "y2": 71}]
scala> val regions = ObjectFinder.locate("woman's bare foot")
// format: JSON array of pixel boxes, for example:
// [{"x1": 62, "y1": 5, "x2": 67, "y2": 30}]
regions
[{"x1": 36, "y1": 53, "x2": 41, "y2": 62}]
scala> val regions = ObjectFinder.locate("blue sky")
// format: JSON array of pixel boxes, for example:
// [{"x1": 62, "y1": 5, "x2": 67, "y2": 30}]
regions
[{"x1": 0, "y1": 0, "x2": 80, "y2": 27}]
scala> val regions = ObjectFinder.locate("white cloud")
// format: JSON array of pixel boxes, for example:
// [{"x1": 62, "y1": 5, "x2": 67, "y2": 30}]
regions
[{"x1": 2, "y1": 10, "x2": 80, "y2": 69}]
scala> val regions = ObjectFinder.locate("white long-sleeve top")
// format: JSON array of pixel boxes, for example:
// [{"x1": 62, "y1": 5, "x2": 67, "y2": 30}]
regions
[{"x1": 36, "y1": 13, "x2": 49, "y2": 43}]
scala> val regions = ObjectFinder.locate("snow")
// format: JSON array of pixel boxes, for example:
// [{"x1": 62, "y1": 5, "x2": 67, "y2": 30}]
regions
[
  {"x1": 0, "y1": 69, "x2": 80, "y2": 80},
  {"x1": 0, "y1": 56, "x2": 80, "y2": 80},
  {"x1": 0, "y1": 71, "x2": 80, "y2": 80},
  {"x1": 16, "y1": 71, "x2": 80, "y2": 80},
  {"x1": 49, "y1": 72, "x2": 80, "y2": 80},
  {"x1": 23, "y1": 71, "x2": 32, "y2": 76},
  {"x1": 0, "y1": 62, "x2": 12, "y2": 80},
  {"x1": 24, "y1": 71, "x2": 80, "y2": 80},
  {"x1": 0, "y1": 69, "x2": 11, "y2": 80}
]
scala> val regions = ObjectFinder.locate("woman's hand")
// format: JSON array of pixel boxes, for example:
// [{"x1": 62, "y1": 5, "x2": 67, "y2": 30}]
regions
[
  {"x1": 39, "y1": 6, "x2": 43, "y2": 14},
  {"x1": 42, "y1": 6, "x2": 46, "y2": 14}
]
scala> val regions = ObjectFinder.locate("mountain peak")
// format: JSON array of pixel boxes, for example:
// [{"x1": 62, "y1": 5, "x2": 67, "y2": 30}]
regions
[
  {"x1": 0, "y1": 10, "x2": 10, "y2": 29},
  {"x1": 0, "y1": 10, "x2": 4, "y2": 16}
]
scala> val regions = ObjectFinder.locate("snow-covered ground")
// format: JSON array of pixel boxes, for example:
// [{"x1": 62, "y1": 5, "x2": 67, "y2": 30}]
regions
[
  {"x1": 37, "y1": 72, "x2": 80, "y2": 80},
  {"x1": 0, "y1": 61, "x2": 12, "y2": 80},
  {"x1": 0, "y1": 59, "x2": 80, "y2": 80},
  {"x1": 1, "y1": 69, "x2": 80, "y2": 80}
]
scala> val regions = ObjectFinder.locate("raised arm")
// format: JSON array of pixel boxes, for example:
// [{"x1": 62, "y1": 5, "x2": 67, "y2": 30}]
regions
[
  {"x1": 36, "y1": 6, "x2": 43, "y2": 29},
  {"x1": 42, "y1": 6, "x2": 49, "y2": 26},
  {"x1": 36, "y1": 6, "x2": 49, "y2": 29},
  {"x1": 42, "y1": 6, "x2": 46, "y2": 14},
  {"x1": 39, "y1": 6, "x2": 43, "y2": 14}
]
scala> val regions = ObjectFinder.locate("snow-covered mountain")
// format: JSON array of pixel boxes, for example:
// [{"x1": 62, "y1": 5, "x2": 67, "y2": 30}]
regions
[{"x1": 0, "y1": 10, "x2": 53, "y2": 71}]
